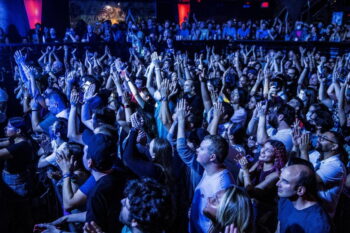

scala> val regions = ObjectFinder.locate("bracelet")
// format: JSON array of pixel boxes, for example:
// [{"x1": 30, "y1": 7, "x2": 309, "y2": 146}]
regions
[
  {"x1": 123, "y1": 104, "x2": 130, "y2": 108},
  {"x1": 160, "y1": 96, "x2": 167, "y2": 102},
  {"x1": 32, "y1": 109, "x2": 38, "y2": 111},
  {"x1": 62, "y1": 173, "x2": 73, "y2": 179}
]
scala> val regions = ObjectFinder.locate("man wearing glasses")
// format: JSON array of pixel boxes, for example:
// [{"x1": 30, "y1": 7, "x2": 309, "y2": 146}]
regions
[{"x1": 300, "y1": 130, "x2": 346, "y2": 218}]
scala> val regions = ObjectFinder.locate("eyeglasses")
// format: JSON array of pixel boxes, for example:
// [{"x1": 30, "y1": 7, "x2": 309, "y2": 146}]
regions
[{"x1": 318, "y1": 135, "x2": 338, "y2": 144}]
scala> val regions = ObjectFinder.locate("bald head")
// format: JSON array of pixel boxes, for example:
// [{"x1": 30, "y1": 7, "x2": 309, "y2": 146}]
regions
[{"x1": 277, "y1": 164, "x2": 317, "y2": 199}]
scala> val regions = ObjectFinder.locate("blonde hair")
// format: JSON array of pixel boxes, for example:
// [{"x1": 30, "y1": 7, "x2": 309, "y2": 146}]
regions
[{"x1": 213, "y1": 186, "x2": 254, "y2": 233}]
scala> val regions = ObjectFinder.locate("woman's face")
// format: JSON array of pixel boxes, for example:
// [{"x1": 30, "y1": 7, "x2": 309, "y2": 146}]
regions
[
  {"x1": 248, "y1": 96, "x2": 257, "y2": 110},
  {"x1": 230, "y1": 89, "x2": 240, "y2": 104},
  {"x1": 203, "y1": 189, "x2": 226, "y2": 221},
  {"x1": 259, "y1": 142, "x2": 275, "y2": 163},
  {"x1": 309, "y1": 73, "x2": 318, "y2": 86}
]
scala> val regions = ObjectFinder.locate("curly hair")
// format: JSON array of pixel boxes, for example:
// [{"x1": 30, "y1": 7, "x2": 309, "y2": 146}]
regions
[
  {"x1": 124, "y1": 178, "x2": 173, "y2": 233},
  {"x1": 258, "y1": 139, "x2": 287, "y2": 172}
]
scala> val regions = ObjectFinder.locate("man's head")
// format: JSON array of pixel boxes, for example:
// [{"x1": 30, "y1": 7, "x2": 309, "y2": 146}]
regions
[
  {"x1": 183, "y1": 79, "x2": 195, "y2": 94},
  {"x1": 92, "y1": 107, "x2": 116, "y2": 129},
  {"x1": 5, "y1": 117, "x2": 27, "y2": 138},
  {"x1": 119, "y1": 178, "x2": 172, "y2": 233},
  {"x1": 46, "y1": 92, "x2": 67, "y2": 115},
  {"x1": 50, "y1": 118, "x2": 68, "y2": 140},
  {"x1": 268, "y1": 104, "x2": 295, "y2": 128},
  {"x1": 287, "y1": 97, "x2": 304, "y2": 114},
  {"x1": 85, "y1": 134, "x2": 116, "y2": 172},
  {"x1": 277, "y1": 164, "x2": 317, "y2": 200},
  {"x1": 196, "y1": 135, "x2": 228, "y2": 166},
  {"x1": 315, "y1": 131, "x2": 341, "y2": 154}
]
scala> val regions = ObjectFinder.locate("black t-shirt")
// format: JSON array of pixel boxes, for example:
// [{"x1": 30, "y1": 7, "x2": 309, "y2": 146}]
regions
[
  {"x1": 86, "y1": 170, "x2": 127, "y2": 233},
  {"x1": 5, "y1": 140, "x2": 33, "y2": 173}
]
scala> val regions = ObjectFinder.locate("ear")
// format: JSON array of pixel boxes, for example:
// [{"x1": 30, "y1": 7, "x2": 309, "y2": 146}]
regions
[
  {"x1": 296, "y1": 186, "x2": 306, "y2": 196},
  {"x1": 16, "y1": 128, "x2": 21, "y2": 135},
  {"x1": 331, "y1": 143, "x2": 339, "y2": 152},
  {"x1": 87, "y1": 158, "x2": 93, "y2": 169},
  {"x1": 278, "y1": 114, "x2": 284, "y2": 122},
  {"x1": 209, "y1": 153, "x2": 216, "y2": 162}
]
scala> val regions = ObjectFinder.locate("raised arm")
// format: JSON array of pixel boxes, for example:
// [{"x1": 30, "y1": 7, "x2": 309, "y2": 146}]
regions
[
  {"x1": 256, "y1": 102, "x2": 269, "y2": 145},
  {"x1": 67, "y1": 91, "x2": 83, "y2": 144}
]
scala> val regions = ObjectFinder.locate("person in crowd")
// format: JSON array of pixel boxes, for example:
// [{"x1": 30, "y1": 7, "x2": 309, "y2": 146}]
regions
[
  {"x1": 3, "y1": 12, "x2": 350, "y2": 233},
  {"x1": 0, "y1": 117, "x2": 35, "y2": 233},
  {"x1": 176, "y1": 100, "x2": 234, "y2": 233},
  {"x1": 204, "y1": 185, "x2": 254, "y2": 233},
  {"x1": 238, "y1": 140, "x2": 287, "y2": 233},
  {"x1": 276, "y1": 164, "x2": 332, "y2": 233}
]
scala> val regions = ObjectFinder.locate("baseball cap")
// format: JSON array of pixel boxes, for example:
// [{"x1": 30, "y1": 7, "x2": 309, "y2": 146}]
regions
[{"x1": 87, "y1": 133, "x2": 116, "y2": 171}]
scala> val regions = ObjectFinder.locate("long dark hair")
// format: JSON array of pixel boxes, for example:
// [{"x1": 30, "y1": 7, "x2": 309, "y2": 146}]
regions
[{"x1": 152, "y1": 138, "x2": 173, "y2": 185}]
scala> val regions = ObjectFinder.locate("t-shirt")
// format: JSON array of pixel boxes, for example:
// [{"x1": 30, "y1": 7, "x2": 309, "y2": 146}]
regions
[
  {"x1": 267, "y1": 128, "x2": 293, "y2": 152},
  {"x1": 86, "y1": 171, "x2": 127, "y2": 233},
  {"x1": 189, "y1": 169, "x2": 235, "y2": 233},
  {"x1": 5, "y1": 141, "x2": 33, "y2": 173},
  {"x1": 309, "y1": 151, "x2": 346, "y2": 218},
  {"x1": 79, "y1": 175, "x2": 96, "y2": 196},
  {"x1": 39, "y1": 112, "x2": 57, "y2": 135},
  {"x1": 278, "y1": 198, "x2": 331, "y2": 233}
]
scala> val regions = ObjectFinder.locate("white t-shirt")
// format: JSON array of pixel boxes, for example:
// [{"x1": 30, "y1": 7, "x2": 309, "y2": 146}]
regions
[
  {"x1": 309, "y1": 151, "x2": 346, "y2": 218},
  {"x1": 267, "y1": 128, "x2": 293, "y2": 152},
  {"x1": 189, "y1": 169, "x2": 234, "y2": 233}
]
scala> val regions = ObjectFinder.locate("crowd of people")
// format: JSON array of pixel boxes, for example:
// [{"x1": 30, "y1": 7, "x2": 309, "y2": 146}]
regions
[
  {"x1": 1, "y1": 12, "x2": 350, "y2": 45},
  {"x1": 0, "y1": 14, "x2": 350, "y2": 233}
]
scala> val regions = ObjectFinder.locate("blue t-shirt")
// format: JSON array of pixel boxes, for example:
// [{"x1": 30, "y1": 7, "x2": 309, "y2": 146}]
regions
[
  {"x1": 278, "y1": 198, "x2": 331, "y2": 233},
  {"x1": 39, "y1": 112, "x2": 57, "y2": 134},
  {"x1": 79, "y1": 175, "x2": 96, "y2": 196}
]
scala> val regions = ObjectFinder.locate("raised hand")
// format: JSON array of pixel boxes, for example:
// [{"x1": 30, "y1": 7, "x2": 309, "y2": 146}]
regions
[
  {"x1": 70, "y1": 90, "x2": 80, "y2": 106},
  {"x1": 160, "y1": 79, "x2": 170, "y2": 99},
  {"x1": 238, "y1": 156, "x2": 249, "y2": 171},
  {"x1": 256, "y1": 102, "x2": 267, "y2": 117},
  {"x1": 299, "y1": 133, "x2": 310, "y2": 153},
  {"x1": 213, "y1": 101, "x2": 224, "y2": 120},
  {"x1": 55, "y1": 143, "x2": 74, "y2": 174},
  {"x1": 83, "y1": 84, "x2": 96, "y2": 102},
  {"x1": 292, "y1": 119, "x2": 302, "y2": 147},
  {"x1": 34, "y1": 223, "x2": 61, "y2": 233},
  {"x1": 176, "y1": 99, "x2": 187, "y2": 122},
  {"x1": 169, "y1": 81, "x2": 178, "y2": 99},
  {"x1": 130, "y1": 112, "x2": 144, "y2": 130},
  {"x1": 136, "y1": 129, "x2": 147, "y2": 145},
  {"x1": 151, "y1": 52, "x2": 160, "y2": 67},
  {"x1": 83, "y1": 221, "x2": 105, "y2": 233}
]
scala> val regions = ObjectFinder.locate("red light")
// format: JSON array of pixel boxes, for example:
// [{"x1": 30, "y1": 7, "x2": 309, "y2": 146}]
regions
[
  {"x1": 261, "y1": 2, "x2": 269, "y2": 8},
  {"x1": 178, "y1": 4, "x2": 190, "y2": 26},
  {"x1": 24, "y1": 0, "x2": 42, "y2": 29}
]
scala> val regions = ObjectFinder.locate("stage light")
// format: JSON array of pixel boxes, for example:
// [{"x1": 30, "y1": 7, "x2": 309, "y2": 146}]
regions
[
  {"x1": 24, "y1": 0, "x2": 42, "y2": 29},
  {"x1": 261, "y1": 2, "x2": 269, "y2": 8},
  {"x1": 178, "y1": 3, "x2": 190, "y2": 25},
  {"x1": 243, "y1": 2, "x2": 251, "y2": 8}
]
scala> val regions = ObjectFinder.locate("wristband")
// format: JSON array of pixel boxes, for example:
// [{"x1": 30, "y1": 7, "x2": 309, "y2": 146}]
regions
[
  {"x1": 160, "y1": 96, "x2": 167, "y2": 102},
  {"x1": 62, "y1": 173, "x2": 73, "y2": 179},
  {"x1": 123, "y1": 105, "x2": 130, "y2": 108}
]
